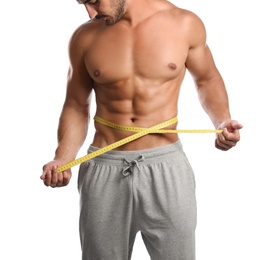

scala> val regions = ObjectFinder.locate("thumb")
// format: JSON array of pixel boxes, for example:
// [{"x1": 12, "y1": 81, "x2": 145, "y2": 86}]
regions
[{"x1": 230, "y1": 121, "x2": 243, "y2": 130}]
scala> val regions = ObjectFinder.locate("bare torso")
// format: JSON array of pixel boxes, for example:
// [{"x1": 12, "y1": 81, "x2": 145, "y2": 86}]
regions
[
  {"x1": 40, "y1": 0, "x2": 240, "y2": 187},
  {"x1": 79, "y1": 4, "x2": 191, "y2": 150}
]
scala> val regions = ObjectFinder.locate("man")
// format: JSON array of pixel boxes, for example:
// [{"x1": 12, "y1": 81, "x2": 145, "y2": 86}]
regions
[{"x1": 40, "y1": 0, "x2": 242, "y2": 259}]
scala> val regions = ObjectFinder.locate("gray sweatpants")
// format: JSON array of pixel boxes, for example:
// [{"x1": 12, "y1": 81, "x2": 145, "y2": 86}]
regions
[{"x1": 78, "y1": 140, "x2": 197, "y2": 260}]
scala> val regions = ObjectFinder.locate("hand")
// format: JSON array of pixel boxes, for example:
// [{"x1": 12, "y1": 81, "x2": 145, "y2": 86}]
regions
[
  {"x1": 40, "y1": 160, "x2": 72, "y2": 188},
  {"x1": 215, "y1": 120, "x2": 243, "y2": 151}
]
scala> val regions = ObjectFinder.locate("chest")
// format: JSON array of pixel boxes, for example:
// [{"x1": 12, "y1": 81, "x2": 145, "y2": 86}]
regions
[{"x1": 84, "y1": 23, "x2": 189, "y2": 84}]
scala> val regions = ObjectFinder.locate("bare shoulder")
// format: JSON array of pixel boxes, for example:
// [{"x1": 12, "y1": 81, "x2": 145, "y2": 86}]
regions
[
  {"x1": 151, "y1": 1, "x2": 207, "y2": 41},
  {"x1": 170, "y1": 5, "x2": 205, "y2": 27},
  {"x1": 172, "y1": 6, "x2": 206, "y2": 45},
  {"x1": 66, "y1": 21, "x2": 100, "y2": 81},
  {"x1": 68, "y1": 20, "x2": 98, "y2": 49}
]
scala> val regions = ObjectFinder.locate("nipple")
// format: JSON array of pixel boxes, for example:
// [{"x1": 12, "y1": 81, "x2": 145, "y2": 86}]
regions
[
  {"x1": 168, "y1": 63, "x2": 177, "y2": 70},
  {"x1": 93, "y1": 69, "x2": 100, "y2": 77}
]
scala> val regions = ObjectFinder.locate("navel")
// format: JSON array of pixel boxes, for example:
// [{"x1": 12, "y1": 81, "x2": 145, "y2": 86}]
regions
[
  {"x1": 168, "y1": 63, "x2": 177, "y2": 70},
  {"x1": 93, "y1": 69, "x2": 100, "y2": 77}
]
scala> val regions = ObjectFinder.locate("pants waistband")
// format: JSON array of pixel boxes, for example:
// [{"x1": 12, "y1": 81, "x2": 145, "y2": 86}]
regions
[{"x1": 88, "y1": 140, "x2": 183, "y2": 166}]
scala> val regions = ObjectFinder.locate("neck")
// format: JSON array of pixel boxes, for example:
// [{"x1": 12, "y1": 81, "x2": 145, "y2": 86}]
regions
[{"x1": 121, "y1": 0, "x2": 166, "y2": 27}]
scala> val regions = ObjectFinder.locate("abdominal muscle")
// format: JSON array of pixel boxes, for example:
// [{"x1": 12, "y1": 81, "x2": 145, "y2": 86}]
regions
[{"x1": 91, "y1": 81, "x2": 181, "y2": 151}]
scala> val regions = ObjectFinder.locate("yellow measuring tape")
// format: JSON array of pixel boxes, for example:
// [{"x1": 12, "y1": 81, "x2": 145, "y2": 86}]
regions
[{"x1": 57, "y1": 116, "x2": 222, "y2": 173}]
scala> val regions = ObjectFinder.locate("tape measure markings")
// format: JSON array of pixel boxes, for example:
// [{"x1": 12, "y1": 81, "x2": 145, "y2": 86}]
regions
[
  {"x1": 57, "y1": 117, "x2": 222, "y2": 173},
  {"x1": 94, "y1": 116, "x2": 222, "y2": 134}
]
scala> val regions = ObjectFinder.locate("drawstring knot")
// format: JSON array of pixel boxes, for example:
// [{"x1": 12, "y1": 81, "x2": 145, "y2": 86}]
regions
[{"x1": 122, "y1": 155, "x2": 145, "y2": 177}]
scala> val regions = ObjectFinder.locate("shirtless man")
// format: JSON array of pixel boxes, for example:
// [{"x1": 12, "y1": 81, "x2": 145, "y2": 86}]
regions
[{"x1": 40, "y1": 0, "x2": 242, "y2": 259}]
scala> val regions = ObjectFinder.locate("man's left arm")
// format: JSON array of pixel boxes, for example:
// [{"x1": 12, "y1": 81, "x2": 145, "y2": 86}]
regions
[{"x1": 185, "y1": 13, "x2": 242, "y2": 151}]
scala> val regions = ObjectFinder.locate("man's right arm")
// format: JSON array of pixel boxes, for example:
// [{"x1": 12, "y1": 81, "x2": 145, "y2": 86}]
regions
[{"x1": 41, "y1": 26, "x2": 93, "y2": 187}]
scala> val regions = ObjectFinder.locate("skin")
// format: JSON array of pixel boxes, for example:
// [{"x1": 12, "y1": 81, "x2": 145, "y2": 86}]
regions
[{"x1": 40, "y1": 0, "x2": 243, "y2": 188}]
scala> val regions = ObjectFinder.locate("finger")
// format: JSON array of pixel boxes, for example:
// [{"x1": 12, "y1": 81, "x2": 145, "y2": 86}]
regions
[
  {"x1": 40, "y1": 165, "x2": 50, "y2": 180},
  {"x1": 56, "y1": 171, "x2": 64, "y2": 187},
  {"x1": 215, "y1": 138, "x2": 231, "y2": 151},
  {"x1": 219, "y1": 133, "x2": 237, "y2": 147},
  {"x1": 43, "y1": 170, "x2": 52, "y2": 186},
  {"x1": 222, "y1": 128, "x2": 240, "y2": 143},
  {"x1": 62, "y1": 171, "x2": 71, "y2": 186},
  {"x1": 40, "y1": 172, "x2": 46, "y2": 180},
  {"x1": 216, "y1": 129, "x2": 240, "y2": 150},
  {"x1": 50, "y1": 165, "x2": 58, "y2": 188},
  {"x1": 231, "y1": 122, "x2": 243, "y2": 130},
  {"x1": 215, "y1": 143, "x2": 228, "y2": 151},
  {"x1": 216, "y1": 131, "x2": 233, "y2": 148}
]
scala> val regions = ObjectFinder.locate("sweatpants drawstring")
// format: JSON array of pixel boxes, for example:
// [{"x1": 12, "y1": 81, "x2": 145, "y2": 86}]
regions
[{"x1": 122, "y1": 155, "x2": 145, "y2": 177}]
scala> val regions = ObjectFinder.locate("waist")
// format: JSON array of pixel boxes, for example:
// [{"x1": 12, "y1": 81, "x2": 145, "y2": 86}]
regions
[{"x1": 92, "y1": 116, "x2": 179, "y2": 150}]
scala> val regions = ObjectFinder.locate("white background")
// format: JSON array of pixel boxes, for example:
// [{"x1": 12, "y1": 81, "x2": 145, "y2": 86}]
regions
[{"x1": 0, "y1": 0, "x2": 262, "y2": 259}]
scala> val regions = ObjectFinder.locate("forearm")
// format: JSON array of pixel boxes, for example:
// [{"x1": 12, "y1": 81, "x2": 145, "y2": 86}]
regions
[
  {"x1": 196, "y1": 75, "x2": 231, "y2": 129},
  {"x1": 54, "y1": 103, "x2": 89, "y2": 162}
]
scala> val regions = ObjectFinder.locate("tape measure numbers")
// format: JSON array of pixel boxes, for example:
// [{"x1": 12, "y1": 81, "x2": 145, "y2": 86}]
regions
[
  {"x1": 94, "y1": 116, "x2": 222, "y2": 134},
  {"x1": 57, "y1": 116, "x2": 222, "y2": 173}
]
